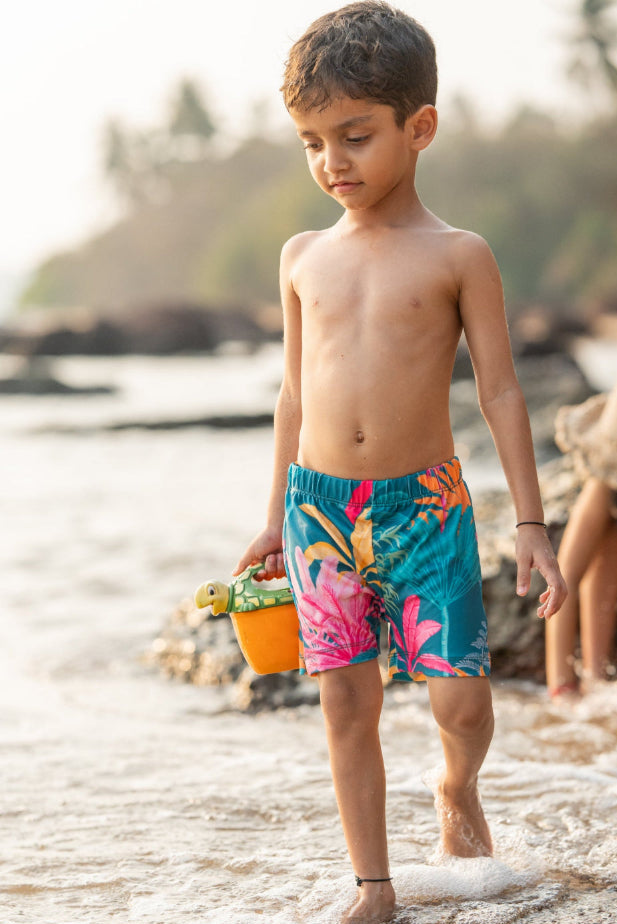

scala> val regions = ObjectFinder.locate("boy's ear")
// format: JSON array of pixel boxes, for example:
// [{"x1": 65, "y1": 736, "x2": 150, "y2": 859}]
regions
[{"x1": 407, "y1": 104, "x2": 438, "y2": 150}]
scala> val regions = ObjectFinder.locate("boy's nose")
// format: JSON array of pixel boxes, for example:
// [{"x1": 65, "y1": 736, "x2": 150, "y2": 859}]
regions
[{"x1": 323, "y1": 145, "x2": 350, "y2": 175}]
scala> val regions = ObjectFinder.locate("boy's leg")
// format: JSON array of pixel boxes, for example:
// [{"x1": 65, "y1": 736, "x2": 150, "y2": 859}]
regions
[
  {"x1": 318, "y1": 659, "x2": 396, "y2": 923},
  {"x1": 427, "y1": 676, "x2": 494, "y2": 857}
]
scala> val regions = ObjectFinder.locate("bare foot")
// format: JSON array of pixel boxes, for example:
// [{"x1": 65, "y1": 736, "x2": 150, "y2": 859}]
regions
[
  {"x1": 434, "y1": 777, "x2": 492, "y2": 858},
  {"x1": 548, "y1": 681, "x2": 580, "y2": 702},
  {"x1": 579, "y1": 676, "x2": 610, "y2": 696},
  {"x1": 342, "y1": 880, "x2": 396, "y2": 924}
]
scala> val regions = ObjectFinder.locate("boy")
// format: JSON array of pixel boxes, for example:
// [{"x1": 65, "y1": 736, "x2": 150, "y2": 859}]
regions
[{"x1": 235, "y1": 4, "x2": 567, "y2": 922}]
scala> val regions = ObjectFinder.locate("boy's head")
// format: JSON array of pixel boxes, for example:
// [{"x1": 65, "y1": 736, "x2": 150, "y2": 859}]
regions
[{"x1": 281, "y1": 2, "x2": 437, "y2": 128}]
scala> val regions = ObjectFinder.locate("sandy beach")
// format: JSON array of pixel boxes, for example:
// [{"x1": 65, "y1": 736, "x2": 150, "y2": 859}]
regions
[{"x1": 3, "y1": 345, "x2": 617, "y2": 923}]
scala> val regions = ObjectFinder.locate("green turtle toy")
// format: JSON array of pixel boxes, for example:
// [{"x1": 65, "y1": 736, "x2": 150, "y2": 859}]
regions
[{"x1": 194, "y1": 564, "x2": 299, "y2": 674}]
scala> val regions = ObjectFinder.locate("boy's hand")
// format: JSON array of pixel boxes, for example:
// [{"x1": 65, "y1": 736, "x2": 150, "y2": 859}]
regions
[
  {"x1": 233, "y1": 525, "x2": 286, "y2": 580},
  {"x1": 515, "y1": 525, "x2": 567, "y2": 619}
]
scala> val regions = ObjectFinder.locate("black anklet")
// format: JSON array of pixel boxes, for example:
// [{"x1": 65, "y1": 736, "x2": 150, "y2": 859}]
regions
[{"x1": 355, "y1": 875, "x2": 392, "y2": 887}]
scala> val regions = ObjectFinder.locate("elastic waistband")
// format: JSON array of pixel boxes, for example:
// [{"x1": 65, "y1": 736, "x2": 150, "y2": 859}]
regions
[{"x1": 287, "y1": 457, "x2": 463, "y2": 508}]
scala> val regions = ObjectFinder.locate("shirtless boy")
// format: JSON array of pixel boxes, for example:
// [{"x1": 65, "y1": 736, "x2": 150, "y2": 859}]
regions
[{"x1": 235, "y1": 4, "x2": 567, "y2": 922}]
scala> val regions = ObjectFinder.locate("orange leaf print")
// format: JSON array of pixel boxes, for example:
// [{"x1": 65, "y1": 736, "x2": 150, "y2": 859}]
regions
[
  {"x1": 416, "y1": 463, "x2": 471, "y2": 527},
  {"x1": 299, "y1": 504, "x2": 352, "y2": 560},
  {"x1": 304, "y1": 541, "x2": 349, "y2": 568},
  {"x1": 350, "y1": 508, "x2": 374, "y2": 573}
]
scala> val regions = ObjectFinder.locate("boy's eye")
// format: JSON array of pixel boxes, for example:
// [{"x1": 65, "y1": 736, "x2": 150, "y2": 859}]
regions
[
  {"x1": 347, "y1": 135, "x2": 369, "y2": 144},
  {"x1": 302, "y1": 142, "x2": 322, "y2": 151}
]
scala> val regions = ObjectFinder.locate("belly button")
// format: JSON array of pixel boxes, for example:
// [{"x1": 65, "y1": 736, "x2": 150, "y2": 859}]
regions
[{"x1": 355, "y1": 430, "x2": 365, "y2": 444}]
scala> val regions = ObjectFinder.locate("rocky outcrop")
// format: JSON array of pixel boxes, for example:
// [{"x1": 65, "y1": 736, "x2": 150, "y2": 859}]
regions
[
  {"x1": 476, "y1": 454, "x2": 580, "y2": 683},
  {"x1": 0, "y1": 302, "x2": 271, "y2": 356},
  {"x1": 0, "y1": 357, "x2": 116, "y2": 396},
  {"x1": 143, "y1": 599, "x2": 321, "y2": 712}
]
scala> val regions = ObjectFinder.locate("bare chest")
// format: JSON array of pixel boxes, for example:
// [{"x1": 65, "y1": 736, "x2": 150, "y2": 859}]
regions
[{"x1": 296, "y1": 246, "x2": 460, "y2": 344}]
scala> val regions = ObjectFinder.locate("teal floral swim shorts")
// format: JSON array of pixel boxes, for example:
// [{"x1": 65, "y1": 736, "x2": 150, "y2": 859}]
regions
[{"x1": 283, "y1": 457, "x2": 490, "y2": 681}]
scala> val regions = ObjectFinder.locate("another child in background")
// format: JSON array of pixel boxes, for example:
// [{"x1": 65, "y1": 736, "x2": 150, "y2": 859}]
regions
[{"x1": 546, "y1": 383, "x2": 617, "y2": 697}]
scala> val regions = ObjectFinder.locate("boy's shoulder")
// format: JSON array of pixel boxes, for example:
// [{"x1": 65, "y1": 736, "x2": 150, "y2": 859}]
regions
[
  {"x1": 279, "y1": 228, "x2": 332, "y2": 279},
  {"x1": 428, "y1": 219, "x2": 498, "y2": 279},
  {"x1": 423, "y1": 212, "x2": 492, "y2": 253},
  {"x1": 281, "y1": 228, "x2": 329, "y2": 258}
]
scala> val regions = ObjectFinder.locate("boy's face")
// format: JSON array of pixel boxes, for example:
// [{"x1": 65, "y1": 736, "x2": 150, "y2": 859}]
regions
[{"x1": 290, "y1": 96, "x2": 423, "y2": 212}]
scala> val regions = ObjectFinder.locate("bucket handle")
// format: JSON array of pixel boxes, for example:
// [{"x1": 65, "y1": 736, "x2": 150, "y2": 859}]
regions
[{"x1": 234, "y1": 563, "x2": 293, "y2": 609}]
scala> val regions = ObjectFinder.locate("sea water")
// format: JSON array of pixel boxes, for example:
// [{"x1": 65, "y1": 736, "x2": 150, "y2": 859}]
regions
[{"x1": 2, "y1": 346, "x2": 617, "y2": 924}]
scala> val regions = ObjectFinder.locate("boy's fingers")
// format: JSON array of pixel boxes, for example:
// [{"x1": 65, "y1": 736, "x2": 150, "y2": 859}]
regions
[
  {"x1": 538, "y1": 561, "x2": 567, "y2": 612},
  {"x1": 538, "y1": 585, "x2": 556, "y2": 619},
  {"x1": 536, "y1": 568, "x2": 567, "y2": 619},
  {"x1": 232, "y1": 549, "x2": 257, "y2": 575},
  {"x1": 516, "y1": 562, "x2": 531, "y2": 596},
  {"x1": 233, "y1": 548, "x2": 285, "y2": 580},
  {"x1": 264, "y1": 552, "x2": 286, "y2": 579},
  {"x1": 516, "y1": 547, "x2": 567, "y2": 617}
]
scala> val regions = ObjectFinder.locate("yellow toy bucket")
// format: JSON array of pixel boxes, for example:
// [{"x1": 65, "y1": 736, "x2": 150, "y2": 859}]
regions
[{"x1": 194, "y1": 565, "x2": 299, "y2": 675}]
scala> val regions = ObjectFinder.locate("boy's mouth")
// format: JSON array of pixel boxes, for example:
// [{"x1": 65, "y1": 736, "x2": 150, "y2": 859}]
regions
[{"x1": 330, "y1": 181, "x2": 361, "y2": 193}]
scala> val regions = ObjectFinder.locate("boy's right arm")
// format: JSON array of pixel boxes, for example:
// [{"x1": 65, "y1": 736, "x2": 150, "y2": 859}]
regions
[
  {"x1": 233, "y1": 238, "x2": 303, "y2": 579},
  {"x1": 456, "y1": 232, "x2": 567, "y2": 618}
]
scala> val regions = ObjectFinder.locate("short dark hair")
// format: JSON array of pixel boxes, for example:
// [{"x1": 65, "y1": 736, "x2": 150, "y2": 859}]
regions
[{"x1": 281, "y1": 1, "x2": 438, "y2": 127}]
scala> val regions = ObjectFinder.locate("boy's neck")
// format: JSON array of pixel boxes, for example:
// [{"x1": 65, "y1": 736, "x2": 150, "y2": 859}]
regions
[{"x1": 341, "y1": 182, "x2": 426, "y2": 232}]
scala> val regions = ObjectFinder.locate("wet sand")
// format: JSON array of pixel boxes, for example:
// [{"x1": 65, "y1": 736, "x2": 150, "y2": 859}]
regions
[{"x1": 2, "y1": 349, "x2": 617, "y2": 923}]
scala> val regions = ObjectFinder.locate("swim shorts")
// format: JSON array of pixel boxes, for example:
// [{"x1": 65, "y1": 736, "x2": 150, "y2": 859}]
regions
[{"x1": 283, "y1": 457, "x2": 490, "y2": 681}]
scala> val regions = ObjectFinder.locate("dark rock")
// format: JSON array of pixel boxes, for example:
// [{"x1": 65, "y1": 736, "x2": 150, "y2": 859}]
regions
[
  {"x1": 0, "y1": 302, "x2": 270, "y2": 356},
  {"x1": 0, "y1": 357, "x2": 115, "y2": 396},
  {"x1": 32, "y1": 411, "x2": 274, "y2": 435},
  {"x1": 143, "y1": 597, "x2": 320, "y2": 712},
  {"x1": 476, "y1": 454, "x2": 581, "y2": 684},
  {"x1": 450, "y1": 352, "x2": 594, "y2": 470},
  {"x1": 106, "y1": 412, "x2": 274, "y2": 432},
  {"x1": 508, "y1": 303, "x2": 589, "y2": 357}
]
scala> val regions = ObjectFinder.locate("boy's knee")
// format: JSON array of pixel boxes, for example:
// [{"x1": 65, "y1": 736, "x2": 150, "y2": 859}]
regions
[
  {"x1": 319, "y1": 663, "x2": 382, "y2": 732},
  {"x1": 435, "y1": 698, "x2": 494, "y2": 739},
  {"x1": 430, "y1": 679, "x2": 493, "y2": 739}
]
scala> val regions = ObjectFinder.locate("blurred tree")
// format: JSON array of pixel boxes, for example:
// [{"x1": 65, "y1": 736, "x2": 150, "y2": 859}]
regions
[
  {"x1": 445, "y1": 94, "x2": 479, "y2": 135},
  {"x1": 245, "y1": 97, "x2": 278, "y2": 140},
  {"x1": 168, "y1": 79, "x2": 216, "y2": 157},
  {"x1": 22, "y1": 72, "x2": 617, "y2": 315},
  {"x1": 193, "y1": 146, "x2": 340, "y2": 304},
  {"x1": 568, "y1": 0, "x2": 617, "y2": 96},
  {"x1": 102, "y1": 120, "x2": 170, "y2": 208},
  {"x1": 102, "y1": 119, "x2": 138, "y2": 205},
  {"x1": 102, "y1": 79, "x2": 216, "y2": 209}
]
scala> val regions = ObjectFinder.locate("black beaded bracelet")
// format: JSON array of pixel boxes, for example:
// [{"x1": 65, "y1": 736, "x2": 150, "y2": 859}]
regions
[{"x1": 515, "y1": 521, "x2": 547, "y2": 528}]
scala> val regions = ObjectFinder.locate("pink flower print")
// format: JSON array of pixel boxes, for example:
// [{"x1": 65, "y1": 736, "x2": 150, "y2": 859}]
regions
[
  {"x1": 391, "y1": 594, "x2": 456, "y2": 676},
  {"x1": 291, "y1": 550, "x2": 377, "y2": 667},
  {"x1": 345, "y1": 480, "x2": 373, "y2": 524}
]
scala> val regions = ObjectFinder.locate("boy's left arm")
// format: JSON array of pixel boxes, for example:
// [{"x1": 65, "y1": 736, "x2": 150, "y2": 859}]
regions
[{"x1": 456, "y1": 233, "x2": 567, "y2": 619}]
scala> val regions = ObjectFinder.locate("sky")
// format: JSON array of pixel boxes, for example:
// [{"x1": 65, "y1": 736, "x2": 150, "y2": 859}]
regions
[{"x1": 0, "y1": 0, "x2": 590, "y2": 290}]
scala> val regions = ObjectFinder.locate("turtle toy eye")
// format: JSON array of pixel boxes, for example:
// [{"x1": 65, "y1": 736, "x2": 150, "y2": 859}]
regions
[{"x1": 207, "y1": 585, "x2": 216, "y2": 596}]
